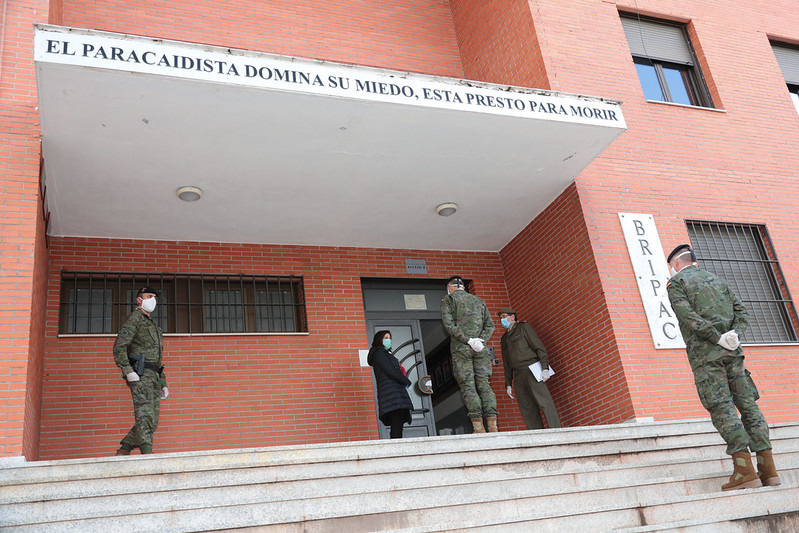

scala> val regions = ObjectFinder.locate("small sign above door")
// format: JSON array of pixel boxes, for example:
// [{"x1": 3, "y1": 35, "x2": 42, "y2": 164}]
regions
[{"x1": 405, "y1": 259, "x2": 427, "y2": 274}]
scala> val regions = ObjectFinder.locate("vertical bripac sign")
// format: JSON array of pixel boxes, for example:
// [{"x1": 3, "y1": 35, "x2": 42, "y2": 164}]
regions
[{"x1": 618, "y1": 213, "x2": 685, "y2": 349}]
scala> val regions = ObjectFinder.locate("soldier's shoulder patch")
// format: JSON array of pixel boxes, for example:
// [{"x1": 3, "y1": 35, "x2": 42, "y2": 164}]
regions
[{"x1": 667, "y1": 280, "x2": 673, "y2": 289}]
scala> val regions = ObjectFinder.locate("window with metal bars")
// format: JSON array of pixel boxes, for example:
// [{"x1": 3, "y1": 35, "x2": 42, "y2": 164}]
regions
[
  {"x1": 59, "y1": 272, "x2": 307, "y2": 334},
  {"x1": 686, "y1": 221, "x2": 798, "y2": 344}
]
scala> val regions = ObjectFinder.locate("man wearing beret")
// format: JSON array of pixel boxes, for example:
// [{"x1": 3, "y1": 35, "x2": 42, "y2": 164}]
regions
[
  {"x1": 666, "y1": 244, "x2": 779, "y2": 491},
  {"x1": 440, "y1": 275, "x2": 498, "y2": 433},
  {"x1": 113, "y1": 286, "x2": 169, "y2": 455},
  {"x1": 498, "y1": 308, "x2": 562, "y2": 430}
]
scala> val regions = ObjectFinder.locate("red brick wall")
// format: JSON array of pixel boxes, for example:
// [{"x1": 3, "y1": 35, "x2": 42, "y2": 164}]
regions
[
  {"x1": 60, "y1": 0, "x2": 465, "y2": 78},
  {"x1": 0, "y1": 0, "x2": 49, "y2": 458},
  {"x1": 500, "y1": 183, "x2": 635, "y2": 426},
  {"x1": 41, "y1": 237, "x2": 520, "y2": 460},
  {"x1": 528, "y1": 0, "x2": 799, "y2": 423},
  {"x1": 450, "y1": 0, "x2": 550, "y2": 89}
]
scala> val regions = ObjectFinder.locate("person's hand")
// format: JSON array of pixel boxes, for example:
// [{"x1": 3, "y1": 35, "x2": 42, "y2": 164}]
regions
[
  {"x1": 161, "y1": 387, "x2": 170, "y2": 400},
  {"x1": 541, "y1": 369, "x2": 551, "y2": 382},
  {"x1": 126, "y1": 372, "x2": 140, "y2": 383},
  {"x1": 718, "y1": 330, "x2": 739, "y2": 351},
  {"x1": 468, "y1": 338, "x2": 485, "y2": 353},
  {"x1": 506, "y1": 385, "x2": 514, "y2": 399}
]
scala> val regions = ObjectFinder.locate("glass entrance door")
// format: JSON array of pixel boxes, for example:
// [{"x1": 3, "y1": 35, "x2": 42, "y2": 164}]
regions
[{"x1": 366, "y1": 319, "x2": 436, "y2": 438}]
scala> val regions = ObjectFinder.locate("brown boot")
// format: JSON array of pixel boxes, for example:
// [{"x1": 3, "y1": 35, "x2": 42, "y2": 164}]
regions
[
  {"x1": 486, "y1": 417, "x2": 499, "y2": 433},
  {"x1": 756, "y1": 449, "x2": 781, "y2": 486},
  {"x1": 721, "y1": 451, "x2": 762, "y2": 491},
  {"x1": 470, "y1": 418, "x2": 486, "y2": 434},
  {"x1": 114, "y1": 447, "x2": 131, "y2": 456}
]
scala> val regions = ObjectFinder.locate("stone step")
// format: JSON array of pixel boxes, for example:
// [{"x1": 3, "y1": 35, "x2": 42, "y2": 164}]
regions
[
  {"x1": 2, "y1": 419, "x2": 796, "y2": 532},
  {"x1": 2, "y1": 437, "x2": 798, "y2": 512},
  {"x1": 2, "y1": 455, "x2": 797, "y2": 531},
  {"x1": 2, "y1": 420, "x2": 797, "y2": 488}
]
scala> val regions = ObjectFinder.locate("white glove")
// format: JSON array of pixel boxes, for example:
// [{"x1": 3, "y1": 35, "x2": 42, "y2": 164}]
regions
[
  {"x1": 468, "y1": 338, "x2": 485, "y2": 352},
  {"x1": 506, "y1": 385, "x2": 514, "y2": 399},
  {"x1": 126, "y1": 371, "x2": 140, "y2": 382},
  {"x1": 161, "y1": 387, "x2": 170, "y2": 400},
  {"x1": 541, "y1": 369, "x2": 551, "y2": 382},
  {"x1": 717, "y1": 330, "x2": 739, "y2": 351}
]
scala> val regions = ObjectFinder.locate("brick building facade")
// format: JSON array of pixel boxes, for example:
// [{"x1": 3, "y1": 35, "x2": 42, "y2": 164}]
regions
[{"x1": 2, "y1": 1, "x2": 798, "y2": 460}]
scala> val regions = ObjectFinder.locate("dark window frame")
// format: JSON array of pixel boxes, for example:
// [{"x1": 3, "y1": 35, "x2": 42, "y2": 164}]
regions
[
  {"x1": 621, "y1": 13, "x2": 714, "y2": 108},
  {"x1": 685, "y1": 221, "x2": 799, "y2": 344},
  {"x1": 59, "y1": 272, "x2": 308, "y2": 335}
]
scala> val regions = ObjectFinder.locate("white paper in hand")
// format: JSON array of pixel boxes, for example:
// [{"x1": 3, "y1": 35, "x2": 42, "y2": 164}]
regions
[{"x1": 528, "y1": 361, "x2": 555, "y2": 382}]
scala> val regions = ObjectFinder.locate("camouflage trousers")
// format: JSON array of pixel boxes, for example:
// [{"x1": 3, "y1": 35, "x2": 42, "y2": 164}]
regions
[
  {"x1": 693, "y1": 355, "x2": 770, "y2": 455},
  {"x1": 120, "y1": 368, "x2": 161, "y2": 450},
  {"x1": 451, "y1": 346, "x2": 497, "y2": 419}
]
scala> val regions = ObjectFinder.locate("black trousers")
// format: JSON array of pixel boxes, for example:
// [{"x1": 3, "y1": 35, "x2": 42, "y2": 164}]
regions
[{"x1": 385, "y1": 409, "x2": 408, "y2": 439}]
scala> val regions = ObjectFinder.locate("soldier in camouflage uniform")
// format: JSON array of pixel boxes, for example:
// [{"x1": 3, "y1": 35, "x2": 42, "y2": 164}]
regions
[
  {"x1": 113, "y1": 287, "x2": 169, "y2": 455},
  {"x1": 666, "y1": 244, "x2": 779, "y2": 491},
  {"x1": 440, "y1": 275, "x2": 498, "y2": 433}
]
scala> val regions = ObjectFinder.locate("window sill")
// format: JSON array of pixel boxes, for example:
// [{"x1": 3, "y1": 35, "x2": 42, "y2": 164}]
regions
[{"x1": 645, "y1": 99, "x2": 725, "y2": 113}]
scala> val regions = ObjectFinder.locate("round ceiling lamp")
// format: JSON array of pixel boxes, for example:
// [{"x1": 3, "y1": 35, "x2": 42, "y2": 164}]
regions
[
  {"x1": 435, "y1": 202, "x2": 458, "y2": 216},
  {"x1": 176, "y1": 186, "x2": 203, "y2": 202}
]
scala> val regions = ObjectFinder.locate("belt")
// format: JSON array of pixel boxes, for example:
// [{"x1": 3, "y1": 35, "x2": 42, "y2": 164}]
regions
[{"x1": 144, "y1": 362, "x2": 164, "y2": 374}]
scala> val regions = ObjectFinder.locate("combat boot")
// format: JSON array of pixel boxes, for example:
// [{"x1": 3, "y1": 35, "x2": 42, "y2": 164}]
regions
[
  {"x1": 755, "y1": 449, "x2": 781, "y2": 486},
  {"x1": 486, "y1": 417, "x2": 499, "y2": 433},
  {"x1": 114, "y1": 447, "x2": 131, "y2": 456},
  {"x1": 470, "y1": 418, "x2": 486, "y2": 434},
  {"x1": 721, "y1": 451, "x2": 762, "y2": 491}
]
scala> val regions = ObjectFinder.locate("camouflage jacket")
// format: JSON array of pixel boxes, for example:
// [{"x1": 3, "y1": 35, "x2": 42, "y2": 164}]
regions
[
  {"x1": 666, "y1": 265, "x2": 749, "y2": 370},
  {"x1": 440, "y1": 289, "x2": 495, "y2": 349},
  {"x1": 113, "y1": 309, "x2": 166, "y2": 387}
]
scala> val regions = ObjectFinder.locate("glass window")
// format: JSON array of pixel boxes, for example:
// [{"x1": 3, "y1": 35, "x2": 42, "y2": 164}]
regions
[
  {"x1": 622, "y1": 14, "x2": 712, "y2": 107},
  {"x1": 789, "y1": 85, "x2": 799, "y2": 114},
  {"x1": 60, "y1": 272, "x2": 307, "y2": 334},
  {"x1": 686, "y1": 221, "x2": 798, "y2": 344}
]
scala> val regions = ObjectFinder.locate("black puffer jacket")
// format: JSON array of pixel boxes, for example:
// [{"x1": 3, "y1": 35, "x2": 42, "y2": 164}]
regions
[{"x1": 367, "y1": 345, "x2": 413, "y2": 425}]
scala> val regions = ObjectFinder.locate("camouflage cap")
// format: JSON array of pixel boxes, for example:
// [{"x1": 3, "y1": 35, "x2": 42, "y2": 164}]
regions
[
  {"x1": 136, "y1": 286, "x2": 159, "y2": 297},
  {"x1": 497, "y1": 307, "x2": 516, "y2": 317},
  {"x1": 667, "y1": 244, "x2": 695, "y2": 263}
]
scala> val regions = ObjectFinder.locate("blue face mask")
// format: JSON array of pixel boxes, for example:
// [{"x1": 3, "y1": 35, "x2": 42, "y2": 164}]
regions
[
  {"x1": 501, "y1": 318, "x2": 511, "y2": 329},
  {"x1": 382, "y1": 338, "x2": 392, "y2": 350}
]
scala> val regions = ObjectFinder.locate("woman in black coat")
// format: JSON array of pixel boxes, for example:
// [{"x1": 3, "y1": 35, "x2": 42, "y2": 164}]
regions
[{"x1": 367, "y1": 330, "x2": 413, "y2": 438}]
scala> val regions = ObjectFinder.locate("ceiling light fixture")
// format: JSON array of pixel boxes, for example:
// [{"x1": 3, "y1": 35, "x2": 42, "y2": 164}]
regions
[
  {"x1": 435, "y1": 202, "x2": 458, "y2": 217},
  {"x1": 176, "y1": 186, "x2": 203, "y2": 202}
]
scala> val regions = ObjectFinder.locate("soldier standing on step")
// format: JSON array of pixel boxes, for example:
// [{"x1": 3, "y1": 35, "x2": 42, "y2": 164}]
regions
[
  {"x1": 440, "y1": 275, "x2": 498, "y2": 433},
  {"x1": 113, "y1": 287, "x2": 169, "y2": 455},
  {"x1": 666, "y1": 244, "x2": 780, "y2": 491}
]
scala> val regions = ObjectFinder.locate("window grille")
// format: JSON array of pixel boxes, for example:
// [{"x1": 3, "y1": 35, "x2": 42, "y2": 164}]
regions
[
  {"x1": 59, "y1": 272, "x2": 307, "y2": 334},
  {"x1": 686, "y1": 221, "x2": 798, "y2": 343}
]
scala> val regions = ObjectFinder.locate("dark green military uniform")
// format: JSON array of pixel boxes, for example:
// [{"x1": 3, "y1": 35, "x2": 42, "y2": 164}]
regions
[
  {"x1": 113, "y1": 308, "x2": 166, "y2": 452},
  {"x1": 500, "y1": 321, "x2": 561, "y2": 430},
  {"x1": 667, "y1": 265, "x2": 770, "y2": 455},
  {"x1": 440, "y1": 289, "x2": 497, "y2": 419}
]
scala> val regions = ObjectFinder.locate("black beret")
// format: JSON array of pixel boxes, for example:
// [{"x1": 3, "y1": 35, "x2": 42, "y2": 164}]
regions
[
  {"x1": 667, "y1": 244, "x2": 694, "y2": 263},
  {"x1": 136, "y1": 286, "x2": 159, "y2": 297},
  {"x1": 446, "y1": 275, "x2": 465, "y2": 286}
]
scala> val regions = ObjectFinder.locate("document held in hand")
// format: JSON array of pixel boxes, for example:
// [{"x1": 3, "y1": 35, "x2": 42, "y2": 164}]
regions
[{"x1": 528, "y1": 361, "x2": 555, "y2": 382}]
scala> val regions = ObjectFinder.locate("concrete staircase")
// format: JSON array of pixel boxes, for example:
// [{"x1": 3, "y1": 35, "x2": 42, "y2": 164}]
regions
[{"x1": 1, "y1": 419, "x2": 798, "y2": 532}]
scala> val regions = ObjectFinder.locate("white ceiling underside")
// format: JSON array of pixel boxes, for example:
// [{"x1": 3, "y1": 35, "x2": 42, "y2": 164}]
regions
[{"x1": 35, "y1": 25, "x2": 625, "y2": 252}]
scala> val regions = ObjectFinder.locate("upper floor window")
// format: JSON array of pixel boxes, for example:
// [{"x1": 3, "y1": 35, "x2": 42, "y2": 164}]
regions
[
  {"x1": 770, "y1": 42, "x2": 799, "y2": 114},
  {"x1": 686, "y1": 221, "x2": 798, "y2": 344},
  {"x1": 59, "y1": 272, "x2": 307, "y2": 334},
  {"x1": 621, "y1": 14, "x2": 713, "y2": 108}
]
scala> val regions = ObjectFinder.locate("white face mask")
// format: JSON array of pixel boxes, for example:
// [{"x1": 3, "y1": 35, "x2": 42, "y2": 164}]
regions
[
  {"x1": 669, "y1": 266, "x2": 678, "y2": 277},
  {"x1": 140, "y1": 297, "x2": 157, "y2": 313}
]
